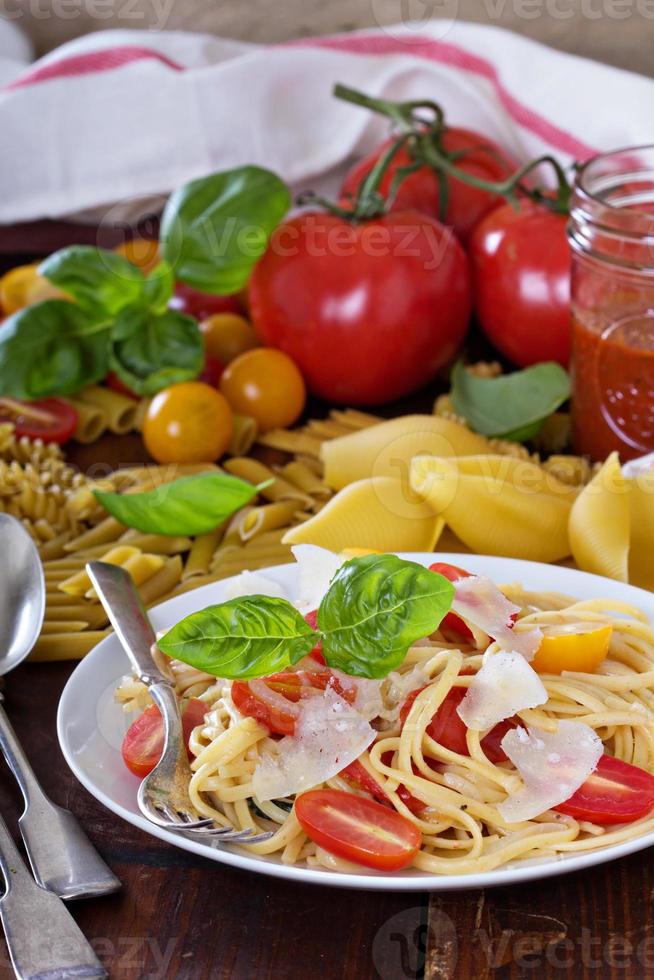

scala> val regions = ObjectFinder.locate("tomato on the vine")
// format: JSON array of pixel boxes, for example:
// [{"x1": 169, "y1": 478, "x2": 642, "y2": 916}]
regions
[
  {"x1": 220, "y1": 348, "x2": 306, "y2": 431},
  {"x1": 341, "y1": 130, "x2": 516, "y2": 242},
  {"x1": 0, "y1": 396, "x2": 78, "y2": 444},
  {"x1": 143, "y1": 381, "x2": 233, "y2": 464},
  {"x1": 249, "y1": 210, "x2": 471, "y2": 405},
  {"x1": 468, "y1": 198, "x2": 571, "y2": 367}
]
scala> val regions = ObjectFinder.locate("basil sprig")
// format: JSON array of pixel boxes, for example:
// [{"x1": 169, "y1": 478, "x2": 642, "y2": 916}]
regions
[
  {"x1": 450, "y1": 360, "x2": 571, "y2": 442},
  {"x1": 158, "y1": 554, "x2": 455, "y2": 680},
  {"x1": 0, "y1": 166, "x2": 289, "y2": 400},
  {"x1": 94, "y1": 472, "x2": 269, "y2": 536}
]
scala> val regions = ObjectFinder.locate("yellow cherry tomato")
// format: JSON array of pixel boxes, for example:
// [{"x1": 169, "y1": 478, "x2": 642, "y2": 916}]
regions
[
  {"x1": 200, "y1": 313, "x2": 259, "y2": 364},
  {"x1": 220, "y1": 348, "x2": 306, "y2": 432},
  {"x1": 143, "y1": 382, "x2": 233, "y2": 464},
  {"x1": 114, "y1": 238, "x2": 161, "y2": 275},
  {"x1": 0, "y1": 263, "x2": 68, "y2": 316},
  {"x1": 531, "y1": 623, "x2": 612, "y2": 675}
]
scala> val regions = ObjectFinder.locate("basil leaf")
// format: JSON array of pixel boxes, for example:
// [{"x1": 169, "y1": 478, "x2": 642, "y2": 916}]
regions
[
  {"x1": 142, "y1": 260, "x2": 175, "y2": 314},
  {"x1": 450, "y1": 361, "x2": 571, "y2": 441},
  {"x1": 39, "y1": 246, "x2": 145, "y2": 317},
  {"x1": 94, "y1": 472, "x2": 262, "y2": 536},
  {"x1": 318, "y1": 554, "x2": 454, "y2": 679},
  {"x1": 160, "y1": 166, "x2": 291, "y2": 294},
  {"x1": 0, "y1": 300, "x2": 110, "y2": 399},
  {"x1": 110, "y1": 308, "x2": 203, "y2": 396},
  {"x1": 158, "y1": 597, "x2": 317, "y2": 679}
]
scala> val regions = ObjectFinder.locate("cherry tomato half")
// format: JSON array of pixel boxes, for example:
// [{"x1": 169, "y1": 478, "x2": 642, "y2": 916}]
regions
[
  {"x1": 231, "y1": 670, "x2": 355, "y2": 737},
  {"x1": 303, "y1": 610, "x2": 325, "y2": 665},
  {"x1": 143, "y1": 382, "x2": 233, "y2": 464},
  {"x1": 200, "y1": 313, "x2": 259, "y2": 364},
  {"x1": 295, "y1": 788, "x2": 422, "y2": 871},
  {"x1": 342, "y1": 756, "x2": 428, "y2": 815},
  {"x1": 531, "y1": 623, "x2": 612, "y2": 675},
  {"x1": 220, "y1": 348, "x2": 306, "y2": 432},
  {"x1": 429, "y1": 561, "x2": 474, "y2": 642},
  {"x1": 0, "y1": 396, "x2": 78, "y2": 444},
  {"x1": 400, "y1": 685, "x2": 515, "y2": 765},
  {"x1": 555, "y1": 754, "x2": 654, "y2": 825},
  {"x1": 170, "y1": 283, "x2": 243, "y2": 320},
  {"x1": 121, "y1": 698, "x2": 206, "y2": 778}
]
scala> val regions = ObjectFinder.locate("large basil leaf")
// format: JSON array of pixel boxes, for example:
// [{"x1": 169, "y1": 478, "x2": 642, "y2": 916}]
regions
[
  {"x1": 158, "y1": 597, "x2": 317, "y2": 679},
  {"x1": 0, "y1": 300, "x2": 110, "y2": 399},
  {"x1": 160, "y1": 166, "x2": 291, "y2": 294},
  {"x1": 94, "y1": 472, "x2": 263, "y2": 536},
  {"x1": 109, "y1": 308, "x2": 203, "y2": 396},
  {"x1": 450, "y1": 360, "x2": 571, "y2": 441},
  {"x1": 142, "y1": 260, "x2": 175, "y2": 314},
  {"x1": 318, "y1": 554, "x2": 454, "y2": 679},
  {"x1": 39, "y1": 246, "x2": 146, "y2": 317}
]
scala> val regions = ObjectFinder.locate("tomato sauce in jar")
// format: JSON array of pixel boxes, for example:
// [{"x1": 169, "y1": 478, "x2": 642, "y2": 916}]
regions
[{"x1": 569, "y1": 147, "x2": 654, "y2": 461}]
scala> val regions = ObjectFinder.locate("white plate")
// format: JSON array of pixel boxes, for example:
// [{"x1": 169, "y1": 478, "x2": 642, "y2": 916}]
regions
[{"x1": 58, "y1": 553, "x2": 654, "y2": 891}]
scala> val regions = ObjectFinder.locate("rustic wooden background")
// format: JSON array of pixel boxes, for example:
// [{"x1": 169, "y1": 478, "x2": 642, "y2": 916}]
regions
[{"x1": 9, "y1": 0, "x2": 654, "y2": 78}]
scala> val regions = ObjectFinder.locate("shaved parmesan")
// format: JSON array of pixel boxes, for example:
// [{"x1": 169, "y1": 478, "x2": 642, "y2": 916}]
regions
[
  {"x1": 291, "y1": 544, "x2": 345, "y2": 612},
  {"x1": 224, "y1": 571, "x2": 288, "y2": 601},
  {"x1": 497, "y1": 721, "x2": 603, "y2": 823},
  {"x1": 452, "y1": 575, "x2": 542, "y2": 661},
  {"x1": 252, "y1": 687, "x2": 375, "y2": 801},
  {"x1": 457, "y1": 652, "x2": 547, "y2": 731}
]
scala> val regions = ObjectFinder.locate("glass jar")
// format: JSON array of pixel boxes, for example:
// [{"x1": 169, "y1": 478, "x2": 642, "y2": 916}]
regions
[{"x1": 568, "y1": 145, "x2": 654, "y2": 462}]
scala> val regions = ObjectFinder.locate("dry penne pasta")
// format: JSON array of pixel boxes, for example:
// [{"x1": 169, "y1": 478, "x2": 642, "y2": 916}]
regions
[
  {"x1": 118, "y1": 532, "x2": 193, "y2": 555},
  {"x1": 41, "y1": 620, "x2": 88, "y2": 635},
  {"x1": 59, "y1": 545, "x2": 141, "y2": 596},
  {"x1": 227, "y1": 415, "x2": 259, "y2": 456},
  {"x1": 62, "y1": 397, "x2": 108, "y2": 444},
  {"x1": 44, "y1": 603, "x2": 108, "y2": 628},
  {"x1": 30, "y1": 630, "x2": 110, "y2": 662},
  {"x1": 278, "y1": 460, "x2": 331, "y2": 498},
  {"x1": 223, "y1": 457, "x2": 312, "y2": 507},
  {"x1": 138, "y1": 556, "x2": 183, "y2": 605},
  {"x1": 183, "y1": 527, "x2": 225, "y2": 579},
  {"x1": 76, "y1": 386, "x2": 139, "y2": 434},
  {"x1": 256, "y1": 429, "x2": 322, "y2": 457},
  {"x1": 63, "y1": 517, "x2": 126, "y2": 552},
  {"x1": 85, "y1": 552, "x2": 164, "y2": 599},
  {"x1": 238, "y1": 500, "x2": 300, "y2": 542}
]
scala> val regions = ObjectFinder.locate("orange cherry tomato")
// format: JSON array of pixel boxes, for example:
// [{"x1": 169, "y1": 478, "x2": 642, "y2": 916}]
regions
[
  {"x1": 199, "y1": 313, "x2": 259, "y2": 364},
  {"x1": 114, "y1": 238, "x2": 160, "y2": 275},
  {"x1": 142, "y1": 382, "x2": 233, "y2": 464},
  {"x1": 530, "y1": 623, "x2": 612, "y2": 675},
  {"x1": 220, "y1": 348, "x2": 306, "y2": 432}
]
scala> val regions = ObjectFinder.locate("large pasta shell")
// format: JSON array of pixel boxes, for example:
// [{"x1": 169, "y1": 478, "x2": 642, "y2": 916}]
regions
[{"x1": 568, "y1": 452, "x2": 630, "y2": 581}]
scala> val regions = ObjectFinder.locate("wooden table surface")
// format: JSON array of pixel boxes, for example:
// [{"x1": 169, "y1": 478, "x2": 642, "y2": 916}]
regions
[{"x1": 1, "y1": 11, "x2": 654, "y2": 973}]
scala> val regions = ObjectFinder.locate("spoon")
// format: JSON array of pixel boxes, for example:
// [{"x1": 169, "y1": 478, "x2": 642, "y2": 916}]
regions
[{"x1": 0, "y1": 514, "x2": 120, "y2": 900}]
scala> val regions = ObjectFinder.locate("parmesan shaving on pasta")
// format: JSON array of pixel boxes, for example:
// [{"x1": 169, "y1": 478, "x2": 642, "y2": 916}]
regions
[
  {"x1": 498, "y1": 721, "x2": 603, "y2": 823},
  {"x1": 290, "y1": 544, "x2": 345, "y2": 612},
  {"x1": 252, "y1": 687, "x2": 375, "y2": 801},
  {"x1": 452, "y1": 575, "x2": 542, "y2": 660},
  {"x1": 224, "y1": 571, "x2": 289, "y2": 601},
  {"x1": 457, "y1": 651, "x2": 547, "y2": 731}
]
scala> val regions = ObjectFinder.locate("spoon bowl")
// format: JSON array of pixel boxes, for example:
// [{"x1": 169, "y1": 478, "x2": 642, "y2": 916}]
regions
[{"x1": 0, "y1": 515, "x2": 45, "y2": 675}]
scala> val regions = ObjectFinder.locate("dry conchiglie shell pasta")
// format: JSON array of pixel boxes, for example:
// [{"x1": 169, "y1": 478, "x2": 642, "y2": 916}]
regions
[{"x1": 568, "y1": 452, "x2": 630, "y2": 582}]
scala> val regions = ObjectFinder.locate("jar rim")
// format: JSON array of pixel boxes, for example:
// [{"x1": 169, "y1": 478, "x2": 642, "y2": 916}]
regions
[{"x1": 574, "y1": 144, "x2": 654, "y2": 235}]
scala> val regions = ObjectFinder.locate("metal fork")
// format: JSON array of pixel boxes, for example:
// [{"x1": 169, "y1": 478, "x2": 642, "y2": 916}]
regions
[{"x1": 86, "y1": 561, "x2": 272, "y2": 845}]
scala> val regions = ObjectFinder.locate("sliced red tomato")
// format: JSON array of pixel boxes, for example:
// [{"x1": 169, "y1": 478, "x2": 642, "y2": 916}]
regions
[
  {"x1": 106, "y1": 371, "x2": 139, "y2": 400},
  {"x1": 304, "y1": 609, "x2": 325, "y2": 665},
  {"x1": 340, "y1": 760, "x2": 389, "y2": 805},
  {"x1": 555, "y1": 754, "x2": 654, "y2": 825},
  {"x1": 400, "y1": 685, "x2": 514, "y2": 764},
  {"x1": 197, "y1": 354, "x2": 225, "y2": 387},
  {"x1": 0, "y1": 396, "x2": 78, "y2": 444},
  {"x1": 429, "y1": 561, "x2": 474, "y2": 642},
  {"x1": 295, "y1": 788, "x2": 422, "y2": 871},
  {"x1": 231, "y1": 670, "x2": 354, "y2": 737},
  {"x1": 121, "y1": 698, "x2": 207, "y2": 778}
]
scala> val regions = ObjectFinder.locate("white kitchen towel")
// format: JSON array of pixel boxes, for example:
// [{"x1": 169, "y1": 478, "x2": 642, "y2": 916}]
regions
[{"x1": 0, "y1": 19, "x2": 653, "y2": 224}]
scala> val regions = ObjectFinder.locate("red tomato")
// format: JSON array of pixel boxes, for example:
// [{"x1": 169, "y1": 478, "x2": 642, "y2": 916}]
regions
[
  {"x1": 231, "y1": 670, "x2": 355, "y2": 737},
  {"x1": 0, "y1": 396, "x2": 78, "y2": 444},
  {"x1": 468, "y1": 199, "x2": 571, "y2": 367},
  {"x1": 429, "y1": 561, "x2": 474, "y2": 642},
  {"x1": 106, "y1": 371, "x2": 139, "y2": 400},
  {"x1": 249, "y1": 210, "x2": 471, "y2": 405},
  {"x1": 121, "y1": 698, "x2": 206, "y2": 778},
  {"x1": 341, "y1": 131, "x2": 517, "y2": 243},
  {"x1": 170, "y1": 282, "x2": 243, "y2": 320},
  {"x1": 400, "y1": 685, "x2": 514, "y2": 764},
  {"x1": 304, "y1": 609, "x2": 325, "y2": 665},
  {"x1": 295, "y1": 788, "x2": 422, "y2": 871},
  {"x1": 555, "y1": 754, "x2": 654, "y2": 825},
  {"x1": 340, "y1": 760, "x2": 389, "y2": 805},
  {"x1": 197, "y1": 354, "x2": 225, "y2": 387}
]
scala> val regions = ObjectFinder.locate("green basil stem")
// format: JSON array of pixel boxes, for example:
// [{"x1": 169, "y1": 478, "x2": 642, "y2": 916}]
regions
[{"x1": 334, "y1": 82, "x2": 573, "y2": 216}]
